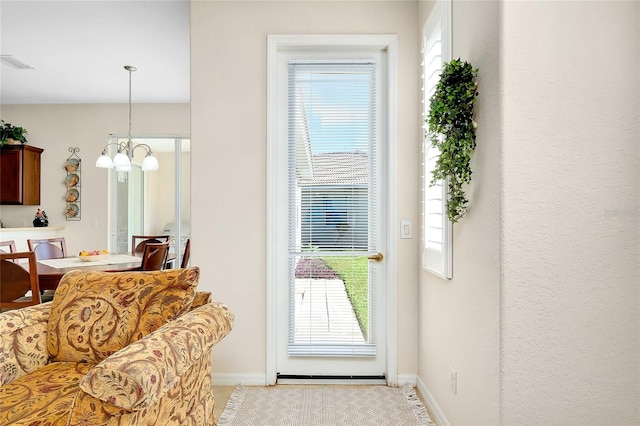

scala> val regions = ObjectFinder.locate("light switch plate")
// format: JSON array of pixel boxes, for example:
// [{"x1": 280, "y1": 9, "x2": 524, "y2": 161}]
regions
[{"x1": 400, "y1": 220, "x2": 412, "y2": 239}]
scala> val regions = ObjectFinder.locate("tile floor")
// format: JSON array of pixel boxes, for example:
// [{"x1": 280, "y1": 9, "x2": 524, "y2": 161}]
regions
[{"x1": 213, "y1": 385, "x2": 236, "y2": 422}]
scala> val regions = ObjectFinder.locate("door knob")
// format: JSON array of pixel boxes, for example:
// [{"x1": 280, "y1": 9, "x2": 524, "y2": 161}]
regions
[{"x1": 367, "y1": 252, "x2": 384, "y2": 262}]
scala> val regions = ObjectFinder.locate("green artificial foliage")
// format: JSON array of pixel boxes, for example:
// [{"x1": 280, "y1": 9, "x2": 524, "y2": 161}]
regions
[
  {"x1": 427, "y1": 59, "x2": 478, "y2": 223},
  {"x1": 0, "y1": 120, "x2": 28, "y2": 145}
]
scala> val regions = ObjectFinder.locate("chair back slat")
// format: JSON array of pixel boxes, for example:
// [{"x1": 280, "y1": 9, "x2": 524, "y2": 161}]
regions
[
  {"x1": 131, "y1": 235, "x2": 171, "y2": 255},
  {"x1": 0, "y1": 251, "x2": 41, "y2": 310},
  {"x1": 0, "y1": 240, "x2": 17, "y2": 254},
  {"x1": 27, "y1": 237, "x2": 67, "y2": 260},
  {"x1": 181, "y1": 238, "x2": 191, "y2": 269},
  {"x1": 140, "y1": 242, "x2": 170, "y2": 271}
]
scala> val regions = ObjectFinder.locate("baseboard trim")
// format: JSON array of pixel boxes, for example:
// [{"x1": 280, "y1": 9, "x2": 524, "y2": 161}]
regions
[
  {"x1": 416, "y1": 376, "x2": 450, "y2": 426},
  {"x1": 277, "y1": 374, "x2": 386, "y2": 385},
  {"x1": 213, "y1": 373, "x2": 420, "y2": 388},
  {"x1": 397, "y1": 374, "x2": 417, "y2": 387},
  {"x1": 277, "y1": 378, "x2": 387, "y2": 385},
  {"x1": 212, "y1": 373, "x2": 267, "y2": 386}
]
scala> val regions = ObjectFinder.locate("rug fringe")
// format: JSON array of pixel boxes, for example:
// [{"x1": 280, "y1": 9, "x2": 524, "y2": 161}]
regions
[
  {"x1": 217, "y1": 384, "x2": 247, "y2": 426},
  {"x1": 401, "y1": 383, "x2": 436, "y2": 426}
]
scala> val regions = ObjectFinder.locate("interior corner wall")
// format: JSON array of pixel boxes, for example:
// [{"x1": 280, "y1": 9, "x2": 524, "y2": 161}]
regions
[
  {"x1": 417, "y1": 1, "x2": 502, "y2": 425},
  {"x1": 190, "y1": 1, "x2": 420, "y2": 381},
  {"x1": 501, "y1": 1, "x2": 640, "y2": 424}
]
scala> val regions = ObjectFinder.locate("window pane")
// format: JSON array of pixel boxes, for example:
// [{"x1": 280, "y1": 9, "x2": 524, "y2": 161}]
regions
[{"x1": 287, "y1": 61, "x2": 378, "y2": 356}]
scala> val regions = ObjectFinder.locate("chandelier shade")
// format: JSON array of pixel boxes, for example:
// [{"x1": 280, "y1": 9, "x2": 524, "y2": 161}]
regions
[
  {"x1": 141, "y1": 153, "x2": 159, "y2": 171},
  {"x1": 95, "y1": 65, "x2": 159, "y2": 172},
  {"x1": 95, "y1": 153, "x2": 113, "y2": 168},
  {"x1": 113, "y1": 151, "x2": 131, "y2": 168}
]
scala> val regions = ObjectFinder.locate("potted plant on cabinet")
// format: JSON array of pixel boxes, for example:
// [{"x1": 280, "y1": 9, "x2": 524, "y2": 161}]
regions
[{"x1": 0, "y1": 120, "x2": 28, "y2": 145}]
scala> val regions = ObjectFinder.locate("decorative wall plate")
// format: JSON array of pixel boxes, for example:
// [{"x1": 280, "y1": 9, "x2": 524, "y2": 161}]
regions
[
  {"x1": 64, "y1": 158, "x2": 80, "y2": 173},
  {"x1": 65, "y1": 203, "x2": 79, "y2": 218},
  {"x1": 65, "y1": 188, "x2": 79, "y2": 202},
  {"x1": 65, "y1": 173, "x2": 79, "y2": 188}
]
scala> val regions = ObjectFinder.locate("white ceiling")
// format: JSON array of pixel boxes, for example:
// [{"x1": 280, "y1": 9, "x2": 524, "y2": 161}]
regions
[{"x1": 0, "y1": 0, "x2": 190, "y2": 105}]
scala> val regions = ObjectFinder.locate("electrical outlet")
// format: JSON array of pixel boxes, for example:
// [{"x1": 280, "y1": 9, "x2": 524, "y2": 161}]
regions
[{"x1": 450, "y1": 367, "x2": 457, "y2": 395}]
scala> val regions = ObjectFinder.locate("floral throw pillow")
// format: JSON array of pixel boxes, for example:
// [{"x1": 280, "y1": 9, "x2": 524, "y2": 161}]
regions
[{"x1": 47, "y1": 267, "x2": 200, "y2": 364}]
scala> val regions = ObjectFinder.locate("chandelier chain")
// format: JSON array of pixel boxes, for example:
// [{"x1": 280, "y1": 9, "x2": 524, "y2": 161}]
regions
[
  {"x1": 128, "y1": 67, "x2": 132, "y2": 141},
  {"x1": 125, "y1": 65, "x2": 136, "y2": 145}
]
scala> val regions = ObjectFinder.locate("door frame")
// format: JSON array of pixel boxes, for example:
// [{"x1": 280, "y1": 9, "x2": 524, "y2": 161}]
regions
[{"x1": 266, "y1": 34, "x2": 398, "y2": 386}]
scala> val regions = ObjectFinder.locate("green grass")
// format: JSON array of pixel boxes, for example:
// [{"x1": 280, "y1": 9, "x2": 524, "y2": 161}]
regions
[{"x1": 322, "y1": 256, "x2": 369, "y2": 340}]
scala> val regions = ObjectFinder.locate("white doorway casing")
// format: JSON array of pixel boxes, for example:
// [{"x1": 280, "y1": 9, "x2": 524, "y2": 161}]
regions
[{"x1": 266, "y1": 34, "x2": 398, "y2": 386}]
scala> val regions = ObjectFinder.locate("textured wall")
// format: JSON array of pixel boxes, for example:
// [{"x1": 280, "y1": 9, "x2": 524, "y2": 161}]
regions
[
  {"x1": 501, "y1": 1, "x2": 639, "y2": 424},
  {"x1": 418, "y1": 1, "x2": 639, "y2": 424}
]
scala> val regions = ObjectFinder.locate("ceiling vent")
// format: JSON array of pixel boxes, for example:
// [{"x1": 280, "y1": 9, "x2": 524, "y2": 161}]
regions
[{"x1": 0, "y1": 55, "x2": 35, "y2": 69}]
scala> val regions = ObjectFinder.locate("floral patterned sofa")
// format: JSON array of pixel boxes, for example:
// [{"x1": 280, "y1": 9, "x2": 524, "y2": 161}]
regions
[{"x1": 0, "y1": 267, "x2": 234, "y2": 426}]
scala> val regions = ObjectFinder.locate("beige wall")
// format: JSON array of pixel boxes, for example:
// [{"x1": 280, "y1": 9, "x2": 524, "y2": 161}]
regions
[
  {"x1": 501, "y1": 1, "x2": 639, "y2": 424},
  {"x1": 418, "y1": 1, "x2": 639, "y2": 425},
  {"x1": 417, "y1": 1, "x2": 502, "y2": 424},
  {"x1": 0, "y1": 104, "x2": 189, "y2": 255},
  {"x1": 190, "y1": 0, "x2": 420, "y2": 382}
]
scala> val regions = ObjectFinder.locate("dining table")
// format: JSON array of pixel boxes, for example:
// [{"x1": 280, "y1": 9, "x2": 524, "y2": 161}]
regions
[{"x1": 30, "y1": 253, "x2": 175, "y2": 291}]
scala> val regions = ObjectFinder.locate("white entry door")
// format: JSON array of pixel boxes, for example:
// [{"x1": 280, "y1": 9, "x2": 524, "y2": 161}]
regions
[{"x1": 269, "y1": 38, "x2": 394, "y2": 380}]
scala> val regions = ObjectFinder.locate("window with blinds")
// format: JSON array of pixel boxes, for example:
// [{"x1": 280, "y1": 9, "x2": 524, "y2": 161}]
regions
[
  {"x1": 287, "y1": 60, "x2": 378, "y2": 356},
  {"x1": 422, "y1": 0, "x2": 453, "y2": 278}
]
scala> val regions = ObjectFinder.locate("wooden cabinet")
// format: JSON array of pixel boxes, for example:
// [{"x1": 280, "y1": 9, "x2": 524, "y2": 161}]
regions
[{"x1": 0, "y1": 145, "x2": 44, "y2": 205}]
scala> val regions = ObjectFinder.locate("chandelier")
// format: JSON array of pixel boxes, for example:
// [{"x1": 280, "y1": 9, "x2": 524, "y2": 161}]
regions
[{"x1": 95, "y1": 65, "x2": 159, "y2": 172}]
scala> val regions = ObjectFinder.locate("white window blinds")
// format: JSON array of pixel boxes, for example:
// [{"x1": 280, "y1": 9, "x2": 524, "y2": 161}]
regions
[
  {"x1": 288, "y1": 61, "x2": 377, "y2": 255},
  {"x1": 287, "y1": 60, "x2": 378, "y2": 356}
]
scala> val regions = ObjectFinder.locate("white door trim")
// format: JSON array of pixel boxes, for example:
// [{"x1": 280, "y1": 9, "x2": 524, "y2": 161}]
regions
[{"x1": 266, "y1": 34, "x2": 398, "y2": 386}]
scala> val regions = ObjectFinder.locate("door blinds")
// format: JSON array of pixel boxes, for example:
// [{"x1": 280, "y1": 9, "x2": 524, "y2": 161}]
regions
[{"x1": 287, "y1": 60, "x2": 378, "y2": 356}]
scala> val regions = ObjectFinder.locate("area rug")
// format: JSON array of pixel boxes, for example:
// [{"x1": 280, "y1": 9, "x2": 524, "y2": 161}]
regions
[{"x1": 217, "y1": 384, "x2": 435, "y2": 426}]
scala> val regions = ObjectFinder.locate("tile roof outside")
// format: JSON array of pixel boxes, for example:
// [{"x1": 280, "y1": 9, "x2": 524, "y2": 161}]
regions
[{"x1": 299, "y1": 151, "x2": 369, "y2": 186}]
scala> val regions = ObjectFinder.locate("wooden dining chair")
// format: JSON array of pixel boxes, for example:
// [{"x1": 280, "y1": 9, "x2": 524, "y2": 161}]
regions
[
  {"x1": 139, "y1": 241, "x2": 170, "y2": 271},
  {"x1": 0, "y1": 251, "x2": 42, "y2": 311},
  {"x1": 131, "y1": 235, "x2": 171, "y2": 255},
  {"x1": 0, "y1": 240, "x2": 17, "y2": 254},
  {"x1": 27, "y1": 237, "x2": 67, "y2": 260},
  {"x1": 181, "y1": 238, "x2": 191, "y2": 269}
]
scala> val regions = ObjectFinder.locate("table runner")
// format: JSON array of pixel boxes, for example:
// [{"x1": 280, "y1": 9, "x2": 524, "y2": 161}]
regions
[{"x1": 38, "y1": 254, "x2": 141, "y2": 269}]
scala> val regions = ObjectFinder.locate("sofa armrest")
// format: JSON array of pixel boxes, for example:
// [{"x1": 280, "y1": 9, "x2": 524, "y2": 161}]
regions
[
  {"x1": 78, "y1": 301, "x2": 234, "y2": 411},
  {"x1": 0, "y1": 302, "x2": 52, "y2": 385},
  {"x1": 191, "y1": 291, "x2": 212, "y2": 310}
]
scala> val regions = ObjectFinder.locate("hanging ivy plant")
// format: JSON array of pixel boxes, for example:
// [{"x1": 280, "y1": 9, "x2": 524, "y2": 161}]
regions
[{"x1": 427, "y1": 58, "x2": 478, "y2": 223}]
